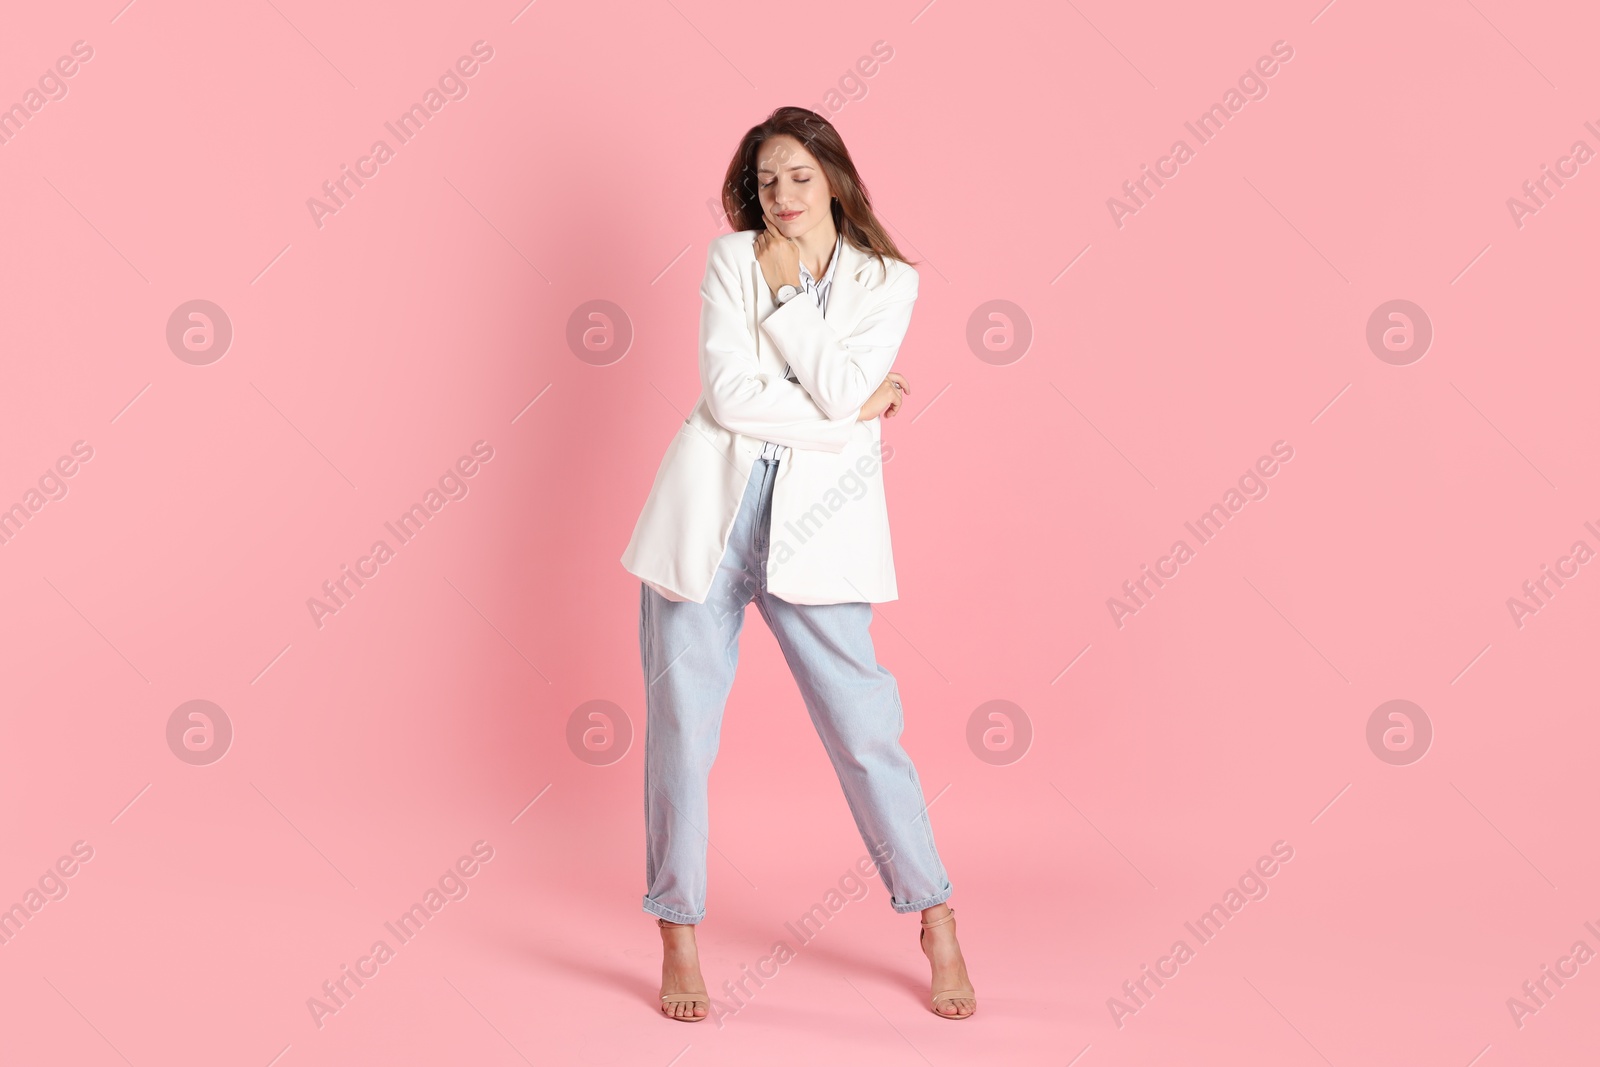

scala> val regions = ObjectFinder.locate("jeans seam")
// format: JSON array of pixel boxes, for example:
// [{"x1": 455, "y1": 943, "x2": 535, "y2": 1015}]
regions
[
  {"x1": 755, "y1": 595, "x2": 880, "y2": 861},
  {"x1": 640, "y1": 582, "x2": 655, "y2": 893},
  {"x1": 889, "y1": 675, "x2": 947, "y2": 902},
  {"x1": 892, "y1": 679, "x2": 945, "y2": 883},
  {"x1": 643, "y1": 898, "x2": 705, "y2": 924},
  {"x1": 891, "y1": 886, "x2": 953, "y2": 914}
]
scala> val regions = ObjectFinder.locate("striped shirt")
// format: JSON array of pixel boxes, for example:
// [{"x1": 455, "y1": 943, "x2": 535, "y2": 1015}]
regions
[{"x1": 758, "y1": 233, "x2": 844, "y2": 463}]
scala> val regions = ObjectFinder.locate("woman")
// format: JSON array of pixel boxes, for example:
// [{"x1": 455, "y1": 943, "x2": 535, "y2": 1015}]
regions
[{"x1": 620, "y1": 107, "x2": 975, "y2": 1022}]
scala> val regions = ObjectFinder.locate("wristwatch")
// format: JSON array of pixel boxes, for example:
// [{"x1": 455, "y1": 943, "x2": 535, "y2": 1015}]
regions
[{"x1": 775, "y1": 283, "x2": 800, "y2": 304}]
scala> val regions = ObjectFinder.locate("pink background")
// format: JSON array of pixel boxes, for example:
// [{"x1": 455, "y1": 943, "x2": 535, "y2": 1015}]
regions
[{"x1": 3, "y1": 0, "x2": 1598, "y2": 1063}]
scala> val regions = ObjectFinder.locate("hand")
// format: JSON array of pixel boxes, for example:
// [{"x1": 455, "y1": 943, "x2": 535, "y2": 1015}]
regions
[
  {"x1": 857, "y1": 372, "x2": 910, "y2": 421},
  {"x1": 754, "y1": 217, "x2": 802, "y2": 297}
]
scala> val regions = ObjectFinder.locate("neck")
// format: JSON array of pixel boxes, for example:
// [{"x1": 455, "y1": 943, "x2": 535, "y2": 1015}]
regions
[{"x1": 793, "y1": 219, "x2": 839, "y2": 279}]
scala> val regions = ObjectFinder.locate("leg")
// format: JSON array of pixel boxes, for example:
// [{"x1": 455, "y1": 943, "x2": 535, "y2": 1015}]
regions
[
  {"x1": 640, "y1": 460, "x2": 774, "y2": 1021},
  {"x1": 753, "y1": 594, "x2": 975, "y2": 1016},
  {"x1": 639, "y1": 578, "x2": 744, "y2": 925},
  {"x1": 742, "y1": 460, "x2": 972, "y2": 1015},
  {"x1": 753, "y1": 593, "x2": 953, "y2": 912},
  {"x1": 639, "y1": 463, "x2": 768, "y2": 925}
]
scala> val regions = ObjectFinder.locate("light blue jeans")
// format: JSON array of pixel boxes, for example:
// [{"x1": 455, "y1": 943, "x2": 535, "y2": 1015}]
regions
[{"x1": 639, "y1": 455, "x2": 953, "y2": 924}]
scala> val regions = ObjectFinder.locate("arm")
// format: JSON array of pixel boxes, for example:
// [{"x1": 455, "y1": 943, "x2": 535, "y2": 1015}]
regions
[
  {"x1": 758, "y1": 258, "x2": 919, "y2": 422},
  {"x1": 698, "y1": 238, "x2": 858, "y2": 453}
]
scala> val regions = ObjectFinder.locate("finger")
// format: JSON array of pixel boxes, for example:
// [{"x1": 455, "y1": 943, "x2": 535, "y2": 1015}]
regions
[{"x1": 765, "y1": 215, "x2": 795, "y2": 244}]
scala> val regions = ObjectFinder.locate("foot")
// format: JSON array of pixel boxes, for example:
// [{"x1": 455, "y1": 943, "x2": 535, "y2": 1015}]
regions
[
  {"x1": 657, "y1": 918, "x2": 709, "y2": 1021},
  {"x1": 919, "y1": 904, "x2": 976, "y2": 1018}
]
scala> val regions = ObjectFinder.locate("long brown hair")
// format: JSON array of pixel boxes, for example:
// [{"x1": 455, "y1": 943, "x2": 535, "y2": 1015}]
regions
[{"x1": 720, "y1": 106, "x2": 915, "y2": 279}]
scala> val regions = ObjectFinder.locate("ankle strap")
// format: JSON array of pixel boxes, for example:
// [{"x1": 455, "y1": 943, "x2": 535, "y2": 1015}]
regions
[{"x1": 920, "y1": 907, "x2": 956, "y2": 929}]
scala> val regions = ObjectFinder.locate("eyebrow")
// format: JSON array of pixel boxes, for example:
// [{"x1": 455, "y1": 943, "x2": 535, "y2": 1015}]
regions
[{"x1": 756, "y1": 162, "x2": 815, "y2": 173}]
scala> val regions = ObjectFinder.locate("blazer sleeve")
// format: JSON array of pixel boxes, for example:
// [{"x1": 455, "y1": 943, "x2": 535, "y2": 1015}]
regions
[
  {"x1": 698, "y1": 239, "x2": 858, "y2": 454},
  {"x1": 757, "y1": 256, "x2": 918, "y2": 422}
]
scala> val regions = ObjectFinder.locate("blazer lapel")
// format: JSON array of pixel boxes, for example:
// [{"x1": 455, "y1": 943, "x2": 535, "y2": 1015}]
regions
[{"x1": 822, "y1": 238, "x2": 868, "y2": 334}]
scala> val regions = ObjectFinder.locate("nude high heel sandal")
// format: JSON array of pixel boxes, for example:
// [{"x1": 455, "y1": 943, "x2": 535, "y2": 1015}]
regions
[
  {"x1": 656, "y1": 917, "x2": 710, "y2": 1022},
  {"x1": 920, "y1": 907, "x2": 976, "y2": 1019}
]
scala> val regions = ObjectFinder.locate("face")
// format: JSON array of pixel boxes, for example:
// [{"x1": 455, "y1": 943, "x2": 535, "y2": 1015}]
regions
[{"x1": 756, "y1": 134, "x2": 833, "y2": 238}]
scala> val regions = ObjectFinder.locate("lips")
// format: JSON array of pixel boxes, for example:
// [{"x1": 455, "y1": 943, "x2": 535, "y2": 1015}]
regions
[{"x1": 775, "y1": 211, "x2": 801, "y2": 220}]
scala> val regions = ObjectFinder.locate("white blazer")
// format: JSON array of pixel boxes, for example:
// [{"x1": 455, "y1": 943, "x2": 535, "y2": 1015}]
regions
[{"x1": 620, "y1": 229, "x2": 920, "y2": 605}]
